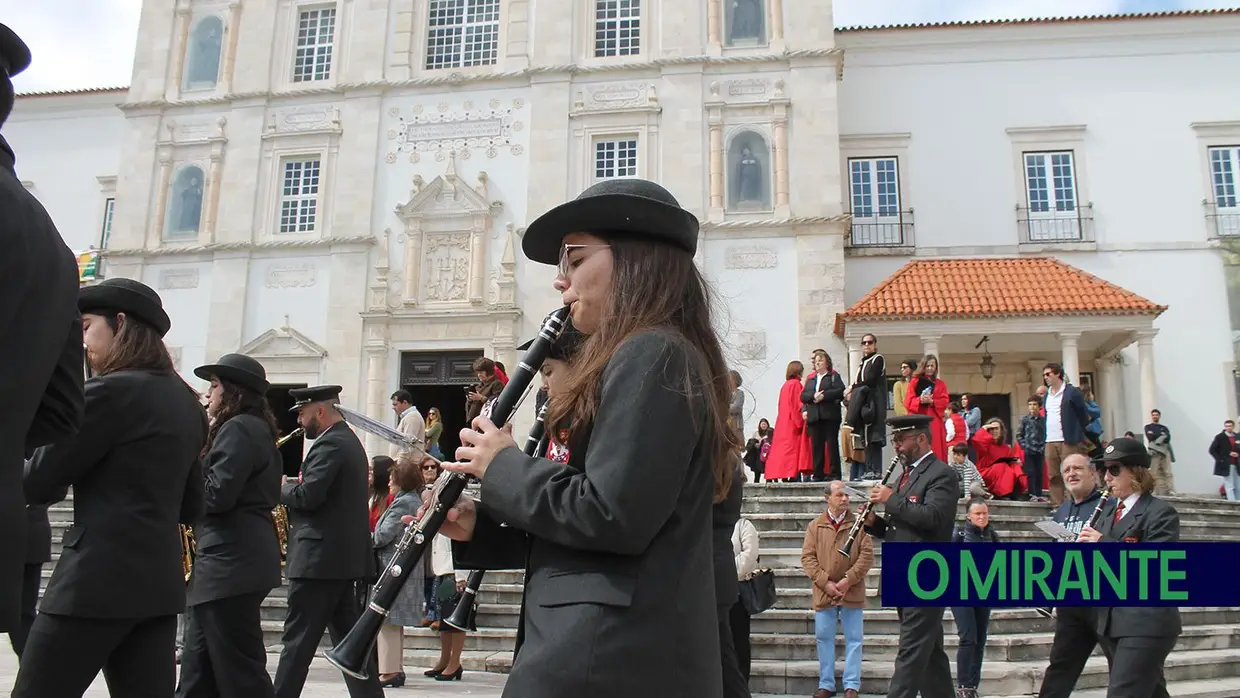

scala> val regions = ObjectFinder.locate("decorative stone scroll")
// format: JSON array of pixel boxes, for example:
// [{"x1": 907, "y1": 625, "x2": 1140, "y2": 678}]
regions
[
  {"x1": 158, "y1": 268, "x2": 200, "y2": 290},
  {"x1": 264, "y1": 263, "x2": 318, "y2": 288},
  {"x1": 572, "y1": 82, "x2": 660, "y2": 114},
  {"x1": 737, "y1": 331, "x2": 767, "y2": 361},
  {"x1": 264, "y1": 106, "x2": 342, "y2": 136},
  {"x1": 387, "y1": 98, "x2": 526, "y2": 162},
  {"x1": 724, "y1": 246, "x2": 778, "y2": 269}
]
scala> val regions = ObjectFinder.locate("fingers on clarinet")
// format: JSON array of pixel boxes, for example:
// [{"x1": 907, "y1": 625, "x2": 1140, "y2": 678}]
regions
[{"x1": 402, "y1": 514, "x2": 415, "y2": 525}]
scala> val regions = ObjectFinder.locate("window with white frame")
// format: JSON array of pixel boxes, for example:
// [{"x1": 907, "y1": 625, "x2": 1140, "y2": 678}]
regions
[
  {"x1": 425, "y1": 0, "x2": 501, "y2": 70},
  {"x1": 292, "y1": 8, "x2": 337, "y2": 83},
  {"x1": 593, "y1": 138, "x2": 638, "y2": 180},
  {"x1": 848, "y1": 157, "x2": 904, "y2": 246},
  {"x1": 278, "y1": 158, "x2": 321, "y2": 233},
  {"x1": 1210, "y1": 146, "x2": 1240, "y2": 237},
  {"x1": 1022, "y1": 150, "x2": 1083, "y2": 241},
  {"x1": 100, "y1": 197, "x2": 115, "y2": 249},
  {"x1": 594, "y1": 0, "x2": 640, "y2": 58}
]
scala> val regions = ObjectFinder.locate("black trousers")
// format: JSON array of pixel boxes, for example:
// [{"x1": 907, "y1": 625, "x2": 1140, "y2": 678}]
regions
[
  {"x1": 12, "y1": 612, "x2": 177, "y2": 698},
  {"x1": 176, "y1": 592, "x2": 274, "y2": 698},
  {"x1": 728, "y1": 599, "x2": 751, "y2": 680},
  {"x1": 950, "y1": 606, "x2": 990, "y2": 688},
  {"x1": 273, "y1": 578, "x2": 384, "y2": 698},
  {"x1": 1038, "y1": 607, "x2": 1110, "y2": 698},
  {"x1": 717, "y1": 602, "x2": 751, "y2": 698},
  {"x1": 887, "y1": 606, "x2": 955, "y2": 698},
  {"x1": 7, "y1": 562, "x2": 42, "y2": 658},
  {"x1": 1104, "y1": 636, "x2": 1175, "y2": 698},
  {"x1": 807, "y1": 420, "x2": 841, "y2": 479}
]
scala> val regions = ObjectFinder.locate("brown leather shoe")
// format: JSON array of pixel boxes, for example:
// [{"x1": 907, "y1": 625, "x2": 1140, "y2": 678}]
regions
[
  {"x1": 844, "y1": 690, "x2": 860, "y2": 698},
  {"x1": 812, "y1": 690, "x2": 833, "y2": 698}
]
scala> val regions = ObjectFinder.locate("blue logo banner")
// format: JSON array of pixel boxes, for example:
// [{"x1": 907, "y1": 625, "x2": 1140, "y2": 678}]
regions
[{"x1": 880, "y1": 542, "x2": 1240, "y2": 607}]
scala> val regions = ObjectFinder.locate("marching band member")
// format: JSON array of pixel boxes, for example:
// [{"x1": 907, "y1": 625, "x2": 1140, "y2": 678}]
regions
[
  {"x1": 17, "y1": 278, "x2": 208, "y2": 697},
  {"x1": 176, "y1": 354, "x2": 284, "y2": 697},
  {"x1": 864, "y1": 414, "x2": 958, "y2": 698},
  {"x1": 272, "y1": 385, "x2": 384, "y2": 698},
  {"x1": 1079, "y1": 437, "x2": 1179, "y2": 698},
  {"x1": 432, "y1": 178, "x2": 740, "y2": 697}
]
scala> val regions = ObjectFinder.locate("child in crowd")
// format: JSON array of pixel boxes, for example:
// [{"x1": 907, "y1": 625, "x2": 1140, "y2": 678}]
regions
[
  {"x1": 948, "y1": 443, "x2": 988, "y2": 499},
  {"x1": 944, "y1": 402, "x2": 969, "y2": 452}
]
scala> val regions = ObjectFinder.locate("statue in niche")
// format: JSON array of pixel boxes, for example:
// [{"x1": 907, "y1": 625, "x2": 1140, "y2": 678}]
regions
[
  {"x1": 736, "y1": 146, "x2": 763, "y2": 203},
  {"x1": 185, "y1": 16, "x2": 223, "y2": 87},
  {"x1": 729, "y1": 0, "x2": 764, "y2": 42},
  {"x1": 170, "y1": 168, "x2": 204, "y2": 235}
]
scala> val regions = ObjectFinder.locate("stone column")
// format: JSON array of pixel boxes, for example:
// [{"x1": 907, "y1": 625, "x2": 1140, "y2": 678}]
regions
[
  {"x1": 1059, "y1": 332, "x2": 1081, "y2": 385},
  {"x1": 773, "y1": 118, "x2": 789, "y2": 210},
  {"x1": 150, "y1": 152, "x2": 174, "y2": 247},
  {"x1": 707, "y1": 0, "x2": 722, "y2": 50},
  {"x1": 1098, "y1": 357, "x2": 1122, "y2": 439},
  {"x1": 469, "y1": 224, "x2": 486, "y2": 305},
  {"x1": 221, "y1": 3, "x2": 243, "y2": 92},
  {"x1": 847, "y1": 341, "x2": 863, "y2": 387},
  {"x1": 402, "y1": 225, "x2": 422, "y2": 305},
  {"x1": 769, "y1": 0, "x2": 785, "y2": 42},
  {"x1": 709, "y1": 123, "x2": 724, "y2": 212},
  {"x1": 365, "y1": 346, "x2": 389, "y2": 455},
  {"x1": 201, "y1": 152, "x2": 223, "y2": 244},
  {"x1": 921, "y1": 335, "x2": 941, "y2": 359},
  {"x1": 1137, "y1": 330, "x2": 1158, "y2": 418},
  {"x1": 171, "y1": 7, "x2": 192, "y2": 92}
]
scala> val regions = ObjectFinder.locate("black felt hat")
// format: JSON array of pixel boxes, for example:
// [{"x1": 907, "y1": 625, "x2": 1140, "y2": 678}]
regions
[
  {"x1": 1099, "y1": 437, "x2": 1151, "y2": 469},
  {"x1": 288, "y1": 385, "x2": 343, "y2": 412},
  {"x1": 521, "y1": 178, "x2": 699, "y2": 265},
  {"x1": 517, "y1": 322, "x2": 586, "y2": 362},
  {"x1": 78, "y1": 278, "x2": 172, "y2": 338},
  {"x1": 0, "y1": 24, "x2": 31, "y2": 78},
  {"x1": 194, "y1": 353, "x2": 270, "y2": 395},
  {"x1": 888, "y1": 414, "x2": 934, "y2": 435}
]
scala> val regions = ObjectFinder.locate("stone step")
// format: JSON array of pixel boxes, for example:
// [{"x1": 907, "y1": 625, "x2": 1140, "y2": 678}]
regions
[
  {"x1": 742, "y1": 512, "x2": 1240, "y2": 537},
  {"x1": 741, "y1": 492, "x2": 1240, "y2": 518}
]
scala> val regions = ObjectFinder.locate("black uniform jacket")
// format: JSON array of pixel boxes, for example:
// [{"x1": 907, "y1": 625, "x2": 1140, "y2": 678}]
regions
[
  {"x1": 25, "y1": 505, "x2": 51, "y2": 565},
  {"x1": 0, "y1": 135, "x2": 85, "y2": 630},
  {"x1": 24, "y1": 369, "x2": 207, "y2": 618},
  {"x1": 1094, "y1": 493, "x2": 1182, "y2": 639},
  {"x1": 453, "y1": 330, "x2": 723, "y2": 698},
  {"x1": 280, "y1": 420, "x2": 373, "y2": 581},
  {"x1": 186, "y1": 413, "x2": 283, "y2": 606},
  {"x1": 802, "y1": 371, "x2": 846, "y2": 424},
  {"x1": 713, "y1": 459, "x2": 744, "y2": 608},
  {"x1": 865, "y1": 452, "x2": 957, "y2": 544}
]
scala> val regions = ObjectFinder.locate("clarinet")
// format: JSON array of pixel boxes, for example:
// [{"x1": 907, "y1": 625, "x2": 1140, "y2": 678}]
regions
[
  {"x1": 1037, "y1": 486, "x2": 1112, "y2": 619},
  {"x1": 838, "y1": 455, "x2": 902, "y2": 558},
  {"x1": 442, "y1": 401, "x2": 551, "y2": 632},
  {"x1": 325, "y1": 305, "x2": 571, "y2": 679}
]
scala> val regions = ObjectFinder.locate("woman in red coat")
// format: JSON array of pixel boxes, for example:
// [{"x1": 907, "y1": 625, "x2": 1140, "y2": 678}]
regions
[
  {"x1": 764, "y1": 361, "x2": 807, "y2": 481},
  {"x1": 970, "y1": 418, "x2": 1029, "y2": 499},
  {"x1": 904, "y1": 354, "x2": 950, "y2": 460}
]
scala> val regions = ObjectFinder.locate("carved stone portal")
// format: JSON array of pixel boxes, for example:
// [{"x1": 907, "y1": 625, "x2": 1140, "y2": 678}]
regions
[{"x1": 424, "y1": 233, "x2": 471, "y2": 302}]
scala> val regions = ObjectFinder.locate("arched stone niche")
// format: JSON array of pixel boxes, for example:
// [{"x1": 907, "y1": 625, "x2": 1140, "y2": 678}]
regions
[
  {"x1": 726, "y1": 129, "x2": 772, "y2": 212},
  {"x1": 726, "y1": 0, "x2": 766, "y2": 46},
  {"x1": 167, "y1": 165, "x2": 205, "y2": 239},
  {"x1": 184, "y1": 15, "x2": 224, "y2": 90}
]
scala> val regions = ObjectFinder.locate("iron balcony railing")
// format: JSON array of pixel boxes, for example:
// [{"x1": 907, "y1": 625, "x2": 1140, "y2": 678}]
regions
[
  {"x1": 848, "y1": 208, "x2": 914, "y2": 248},
  {"x1": 1016, "y1": 202, "x2": 1095, "y2": 244},
  {"x1": 1206, "y1": 200, "x2": 1240, "y2": 239}
]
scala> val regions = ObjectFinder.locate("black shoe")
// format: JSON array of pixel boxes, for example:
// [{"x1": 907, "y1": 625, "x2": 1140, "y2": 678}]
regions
[
  {"x1": 379, "y1": 672, "x2": 405, "y2": 687},
  {"x1": 435, "y1": 667, "x2": 463, "y2": 681},
  {"x1": 424, "y1": 667, "x2": 444, "y2": 677}
]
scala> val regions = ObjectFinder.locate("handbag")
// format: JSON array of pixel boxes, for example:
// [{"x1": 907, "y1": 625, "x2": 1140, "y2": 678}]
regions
[{"x1": 738, "y1": 567, "x2": 777, "y2": 615}]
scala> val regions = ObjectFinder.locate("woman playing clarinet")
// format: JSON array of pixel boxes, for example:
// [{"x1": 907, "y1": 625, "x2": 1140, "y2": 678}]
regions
[
  {"x1": 429, "y1": 178, "x2": 739, "y2": 697},
  {"x1": 1078, "y1": 436, "x2": 1180, "y2": 698}
]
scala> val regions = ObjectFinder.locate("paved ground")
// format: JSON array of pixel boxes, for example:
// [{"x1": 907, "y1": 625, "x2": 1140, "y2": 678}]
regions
[{"x1": 0, "y1": 647, "x2": 509, "y2": 697}]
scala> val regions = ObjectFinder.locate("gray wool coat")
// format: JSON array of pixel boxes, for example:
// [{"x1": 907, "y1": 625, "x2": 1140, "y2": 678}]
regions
[{"x1": 373, "y1": 490, "x2": 424, "y2": 627}]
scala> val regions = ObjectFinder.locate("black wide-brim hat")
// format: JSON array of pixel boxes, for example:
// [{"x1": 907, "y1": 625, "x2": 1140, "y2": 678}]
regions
[
  {"x1": 79, "y1": 278, "x2": 172, "y2": 337},
  {"x1": 1098, "y1": 437, "x2": 1151, "y2": 469},
  {"x1": 522, "y1": 178, "x2": 699, "y2": 265},
  {"x1": 0, "y1": 23, "x2": 32, "y2": 77},
  {"x1": 194, "y1": 353, "x2": 270, "y2": 395}
]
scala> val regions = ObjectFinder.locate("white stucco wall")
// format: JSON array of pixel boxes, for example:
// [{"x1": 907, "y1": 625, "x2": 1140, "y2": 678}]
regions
[
  {"x1": 837, "y1": 18, "x2": 1240, "y2": 494},
  {"x1": 7, "y1": 91, "x2": 126, "y2": 252}
]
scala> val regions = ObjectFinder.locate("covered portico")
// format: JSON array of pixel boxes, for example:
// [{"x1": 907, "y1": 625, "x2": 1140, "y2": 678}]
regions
[{"x1": 835, "y1": 257, "x2": 1167, "y2": 435}]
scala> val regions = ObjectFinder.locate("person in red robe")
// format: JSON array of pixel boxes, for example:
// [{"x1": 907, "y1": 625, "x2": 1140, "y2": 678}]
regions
[
  {"x1": 970, "y1": 418, "x2": 1029, "y2": 499},
  {"x1": 763, "y1": 361, "x2": 807, "y2": 481},
  {"x1": 904, "y1": 354, "x2": 950, "y2": 460}
]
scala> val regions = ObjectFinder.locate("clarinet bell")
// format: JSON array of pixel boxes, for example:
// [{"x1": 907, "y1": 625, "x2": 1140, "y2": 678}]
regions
[{"x1": 442, "y1": 589, "x2": 479, "y2": 632}]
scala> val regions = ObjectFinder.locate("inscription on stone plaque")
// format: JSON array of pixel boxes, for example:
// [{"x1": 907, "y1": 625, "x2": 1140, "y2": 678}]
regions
[
  {"x1": 388, "y1": 99, "x2": 525, "y2": 161},
  {"x1": 725, "y1": 246, "x2": 778, "y2": 269},
  {"x1": 265, "y1": 263, "x2": 318, "y2": 289},
  {"x1": 158, "y1": 268, "x2": 200, "y2": 290},
  {"x1": 737, "y1": 332, "x2": 767, "y2": 360},
  {"x1": 267, "y1": 106, "x2": 341, "y2": 135},
  {"x1": 727, "y1": 79, "x2": 768, "y2": 97}
]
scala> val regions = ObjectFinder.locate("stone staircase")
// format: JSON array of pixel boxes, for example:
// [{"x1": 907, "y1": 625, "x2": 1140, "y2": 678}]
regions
[{"x1": 43, "y1": 483, "x2": 1240, "y2": 696}]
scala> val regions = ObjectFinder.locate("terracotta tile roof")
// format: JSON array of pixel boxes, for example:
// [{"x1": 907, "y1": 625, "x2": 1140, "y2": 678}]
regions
[
  {"x1": 835, "y1": 8, "x2": 1240, "y2": 32},
  {"x1": 839, "y1": 257, "x2": 1167, "y2": 324}
]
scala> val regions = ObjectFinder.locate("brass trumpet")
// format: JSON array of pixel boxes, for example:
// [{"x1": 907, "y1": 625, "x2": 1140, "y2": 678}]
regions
[{"x1": 273, "y1": 428, "x2": 304, "y2": 560}]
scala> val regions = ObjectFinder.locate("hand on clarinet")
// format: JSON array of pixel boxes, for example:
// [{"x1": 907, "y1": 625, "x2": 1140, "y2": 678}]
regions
[
  {"x1": 440, "y1": 415, "x2": 518, "y2": 481},
  {"x1": 407, "y1": 490, "x2": 478, "y2": 542},
  {"x1": 1077, "y1": 525, "x2": 1102, "y2": 543}
]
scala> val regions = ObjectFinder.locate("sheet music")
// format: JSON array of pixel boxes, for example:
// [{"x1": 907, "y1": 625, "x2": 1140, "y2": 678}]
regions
[{"x1": 1034, "y1": 519, "x2": 1076, "y2": 542}]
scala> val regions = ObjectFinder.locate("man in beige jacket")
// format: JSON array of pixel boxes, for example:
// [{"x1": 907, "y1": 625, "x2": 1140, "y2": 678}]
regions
[
  {"x1": 802, "y1": 480, "x2": 873, "y2": 698},
  {"x1": 389, "y1": 389, "x2": 427, "y2": 463}
]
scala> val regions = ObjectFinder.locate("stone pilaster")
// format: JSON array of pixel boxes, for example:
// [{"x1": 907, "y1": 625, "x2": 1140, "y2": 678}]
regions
[
  {"x1": 221, "y1": 3, "x2": 242, "y2": 92},
  {"x1": 204, "y1": 253, "x2": 252, "y2": 360},
  {"x1": 795, "y1": 226, "x2": 848, "y2": 361}
]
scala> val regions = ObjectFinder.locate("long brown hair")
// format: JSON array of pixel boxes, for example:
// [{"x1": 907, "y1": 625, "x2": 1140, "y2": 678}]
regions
[
  {"x1": 545, "y1": 236, "x2": 738, "y2": 502},
  {"x1": 94, "y1": 312, "x2": 175, "y2": 377},
  {"x1": 205, "y1": 378, "x2": 279, "y2": 453}
]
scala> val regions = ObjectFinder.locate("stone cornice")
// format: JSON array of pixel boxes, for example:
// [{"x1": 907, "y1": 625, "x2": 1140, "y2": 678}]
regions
[
  {"x1": 101, "y1": 234, "x2": 376, "y2": 258},
  {"x1": 700, "y1": 214, "x2": 850, "y2": 230},
  {"x1": 119, "y1": 49, "x2": 843, "y2": 111}
]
